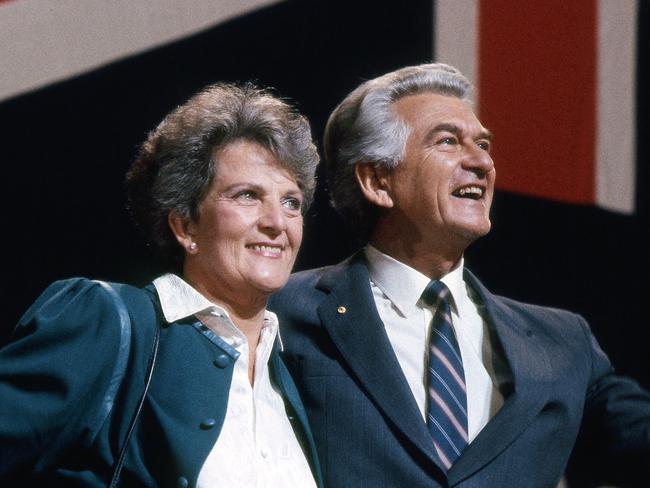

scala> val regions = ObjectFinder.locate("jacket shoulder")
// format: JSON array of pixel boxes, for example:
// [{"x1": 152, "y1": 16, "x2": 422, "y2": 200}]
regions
[
  {"x1": 270, "y1": 260, "x2": 355, "y2": 326},
  {"x1": 270, "y1": 267, "x2": 329, "y2": 321},
  {"x1": 465, "y1": 270, "x2": 592, "y2": 351},
  {"x1": 484, "y1": 289, "x2": 595, "y2": 355},
  {"x1": 282, "y1": 266, "x2": 327, "y2": 293},
  {"x1": 496, "y1": 294, "x2": 582, "y2": 322},
  {"x1": 0, "y1": 278, "x2": 145, "y2": 476},
  {"x1": 466, "y1": 270, "x2": 581, "y2": 325}
]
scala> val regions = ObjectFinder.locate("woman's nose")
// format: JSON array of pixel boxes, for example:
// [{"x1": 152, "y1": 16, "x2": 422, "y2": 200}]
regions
[{"x1": 258, "y1": 199, "x2": 287, "y2": 234}]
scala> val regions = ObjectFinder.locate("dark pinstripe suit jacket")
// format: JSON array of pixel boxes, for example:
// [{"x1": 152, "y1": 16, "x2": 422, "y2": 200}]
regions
[{"x1": 270, "y1": 253, "x2": 650, "y2": 487}]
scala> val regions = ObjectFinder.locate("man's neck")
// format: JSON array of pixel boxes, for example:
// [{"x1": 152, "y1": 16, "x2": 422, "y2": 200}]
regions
[{"x1": 368, "y1": 239, "x2": 463, "y2": 280}]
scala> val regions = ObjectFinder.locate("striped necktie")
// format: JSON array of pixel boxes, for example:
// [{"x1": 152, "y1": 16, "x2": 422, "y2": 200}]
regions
[{"x1": 421, "y1": 280, "x2": 468, "y2": 470}]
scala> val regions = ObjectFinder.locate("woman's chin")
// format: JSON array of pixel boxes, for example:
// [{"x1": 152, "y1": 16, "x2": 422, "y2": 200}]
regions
[{"x1": 248, "y1": 276, "x2": 290, "y2": 297}]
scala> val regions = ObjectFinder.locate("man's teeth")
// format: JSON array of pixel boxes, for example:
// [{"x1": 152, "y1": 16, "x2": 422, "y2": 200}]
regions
[{"x1": 456, "y1": 186, "x2": 483, "y2": 198}]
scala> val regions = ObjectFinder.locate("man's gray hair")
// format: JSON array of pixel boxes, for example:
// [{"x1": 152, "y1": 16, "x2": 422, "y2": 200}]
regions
[{"x1": 323, "y1": 62, "x2": 473, "y2": 242}]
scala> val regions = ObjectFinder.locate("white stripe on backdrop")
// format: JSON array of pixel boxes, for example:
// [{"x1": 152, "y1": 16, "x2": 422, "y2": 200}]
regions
[
  {"x1": 0, "y1": 0, "x2": 280, "y2": 102},
  {"x1": 596, "y1": 0, "x2": 637, "y2": 214},
  {"x1": 434, "y1": 0, "x2": 479, "y2": 102}
]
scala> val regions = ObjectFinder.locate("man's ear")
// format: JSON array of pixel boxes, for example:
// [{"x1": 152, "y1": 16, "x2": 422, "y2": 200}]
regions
[
  {"x1": 168, "y1": 211, "x2": 199, "y2": 255},
  {"x1": 355, "y1": 162, "x2": 394, "y2": 209}
]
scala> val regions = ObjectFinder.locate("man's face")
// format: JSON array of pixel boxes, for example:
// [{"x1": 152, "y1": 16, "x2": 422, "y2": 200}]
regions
[{"x1": 381, "y1": 93, "x2": 495, "y2": 255}]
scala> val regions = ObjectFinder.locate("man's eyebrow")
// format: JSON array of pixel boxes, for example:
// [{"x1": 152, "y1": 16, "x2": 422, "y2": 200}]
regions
[
  {"x1": 424, "y1": 123, "x2": 493, "y2": 142},
  {"x1": 424, "y1": 123, "x2": 461, "y2": 142},
  {"x1": 479, "y1": 128, "x2": 493, "y2": 142}
]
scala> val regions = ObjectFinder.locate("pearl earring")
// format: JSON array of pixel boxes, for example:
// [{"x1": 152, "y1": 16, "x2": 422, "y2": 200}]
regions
[{"x1": 189, "y1": 242, "x2": 197, "y2": 251}]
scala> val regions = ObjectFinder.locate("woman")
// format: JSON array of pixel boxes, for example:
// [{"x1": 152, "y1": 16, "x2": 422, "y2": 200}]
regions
[{"x1": 0, "y1": 83, "x2": 322, "y2": 487}]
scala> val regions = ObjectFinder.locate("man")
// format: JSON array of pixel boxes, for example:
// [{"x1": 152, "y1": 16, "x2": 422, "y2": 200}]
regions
[{"x1": 269, "y1": 63, "x2": 650, "y2": 487}]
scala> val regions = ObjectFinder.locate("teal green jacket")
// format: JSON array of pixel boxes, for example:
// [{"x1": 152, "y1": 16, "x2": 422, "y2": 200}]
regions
[{"x1": 0, "y1": 278, "x2": 323, "y2": 487}]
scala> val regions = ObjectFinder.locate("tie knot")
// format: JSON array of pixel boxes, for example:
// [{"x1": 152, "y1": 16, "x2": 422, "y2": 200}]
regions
[{"x1": 421, "y1": 280, "x2": 451, "y2": 307}]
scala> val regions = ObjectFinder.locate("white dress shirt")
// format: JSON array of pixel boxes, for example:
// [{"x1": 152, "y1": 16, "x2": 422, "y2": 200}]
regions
[
  {"x1": 153, "y1": 273, "x2": 316, "y2": 488},
  {"x1": 364, "y1": 246, "x2": 506, "y2": 442}
]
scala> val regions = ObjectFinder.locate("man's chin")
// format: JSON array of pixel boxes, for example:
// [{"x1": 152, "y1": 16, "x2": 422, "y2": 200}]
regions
[{"x1": 454, "y1": 220, "x2": 492, "y2": 244}]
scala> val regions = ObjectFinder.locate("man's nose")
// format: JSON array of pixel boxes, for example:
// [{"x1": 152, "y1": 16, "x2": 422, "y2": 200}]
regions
[{"x1": 463, "y1": 144, "x2": 494, "y2": 177}]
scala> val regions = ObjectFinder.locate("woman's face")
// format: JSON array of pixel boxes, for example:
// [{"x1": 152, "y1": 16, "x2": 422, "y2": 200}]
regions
[{"x1": 180, "y1": 140, "x2": 304, "y2": 306}]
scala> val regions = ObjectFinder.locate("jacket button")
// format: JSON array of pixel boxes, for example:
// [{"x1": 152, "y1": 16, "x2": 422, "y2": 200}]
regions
[
  {"x1": 200, "y1": 418, "x2": 217, "y2": 430},
  {"x1": 176, "y1": 476, "x2": 189, "y2": 488},
  {"x1": 213, "y1": 354, "x2": 230, "y2": 368}
]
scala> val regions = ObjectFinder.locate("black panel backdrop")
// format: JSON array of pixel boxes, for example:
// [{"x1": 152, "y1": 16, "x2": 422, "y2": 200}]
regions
[{"x1": 1, "y1": 0, "x2": 648, "y2": 399}]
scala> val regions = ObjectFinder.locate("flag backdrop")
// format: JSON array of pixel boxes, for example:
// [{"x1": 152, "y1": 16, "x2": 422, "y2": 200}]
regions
[
  {"x1": 435, "y1": 0, "x2": 638, "y2": 214},
  {"x1": 1, "y1": 0, "x2": 648, "y2": 428}
]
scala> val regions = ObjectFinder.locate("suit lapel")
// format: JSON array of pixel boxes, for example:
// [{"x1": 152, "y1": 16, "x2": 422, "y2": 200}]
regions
[
  {"x1": 449, "y1": 271, "x2": 552, "y2": 484},
  {"x1": 315, "y1": 254, "x2": 442, "y2": 468}
]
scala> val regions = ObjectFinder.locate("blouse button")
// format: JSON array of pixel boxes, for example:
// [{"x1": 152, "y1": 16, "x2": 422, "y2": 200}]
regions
[
  {"x1": 213, "y1": 354, "x2": 230, "y2": 368},
  {"x1": 200, "y1": 418, "x2": 217, "y2": 430},
  {"x1": 176, "y1": 476, "x2": 189, "y2": 488}
]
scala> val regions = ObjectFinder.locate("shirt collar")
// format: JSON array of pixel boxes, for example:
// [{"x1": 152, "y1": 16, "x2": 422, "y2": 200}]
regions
[
  {"x1": 153, "y1": 273, "x2": 217, "y2": 322},
  {"x1": 364, "y1": 245, "x2": 466, "y2": 316},
  {"x1": 152, "y1": 273, "x2": 281, "y2": 349}
]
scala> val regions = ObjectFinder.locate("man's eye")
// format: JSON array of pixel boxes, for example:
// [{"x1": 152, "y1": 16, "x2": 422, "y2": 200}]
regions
[
  {"x1": 477, "y1": 140, "x2": 491, "y2": 151},
  {"x1": 437, "y1": 137, "x2": 457, "y2": 146},
  {"x1": 282, "y1": 197, "x2": 302, "y2": 211}
]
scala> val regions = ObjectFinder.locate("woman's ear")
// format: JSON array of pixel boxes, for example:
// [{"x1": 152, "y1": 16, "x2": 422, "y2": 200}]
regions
[
  {"x1": 168, "y1": 211, "x2": 199, "y2": 254},
  {"x1": 354, "y1": 162, "x2": 394, "y2": 209}
]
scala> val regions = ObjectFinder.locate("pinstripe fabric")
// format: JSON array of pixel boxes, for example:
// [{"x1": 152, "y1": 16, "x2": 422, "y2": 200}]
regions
[{"x1": 422, "y1": 281, "x2": 468, "y2": 470}]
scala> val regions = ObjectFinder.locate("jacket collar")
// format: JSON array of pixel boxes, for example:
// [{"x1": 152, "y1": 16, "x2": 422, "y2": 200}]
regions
[
  {"x1": 315, "y1": 254, "x2": 552, "y2": 480},
  {"x1": 315, "y1": 253, "x2": 442, "y2": 467},
  {"x1": 447, "y1": 270, "x2": 551, "y2": 484}
]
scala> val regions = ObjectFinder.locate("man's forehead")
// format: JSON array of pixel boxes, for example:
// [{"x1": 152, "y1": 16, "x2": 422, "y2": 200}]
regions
[{"x1": 392, "y1": 93, "x2": 488, "y2": 135}]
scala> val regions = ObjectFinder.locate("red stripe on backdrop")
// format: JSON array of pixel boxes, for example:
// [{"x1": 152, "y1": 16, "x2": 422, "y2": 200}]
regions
[{"x1": 478, "y1": 0, "x2": 597, "y2": 204}]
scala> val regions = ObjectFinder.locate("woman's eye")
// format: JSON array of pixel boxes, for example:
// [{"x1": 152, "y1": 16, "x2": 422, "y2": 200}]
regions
[
  {"x1": 282, "y1": 197, "x2": 302, "y2": 211},
  {"x1": 235, "y1": 190, "x2": 257, "y2": 202}
]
